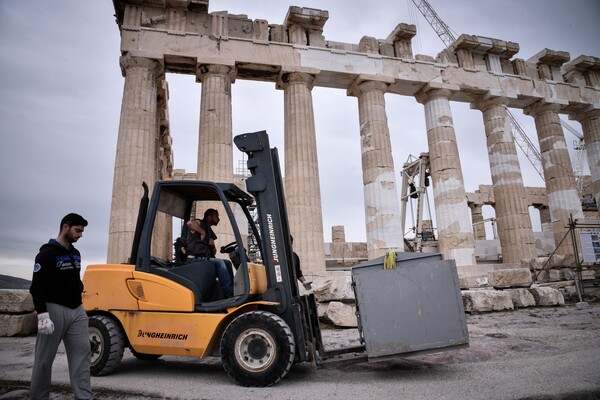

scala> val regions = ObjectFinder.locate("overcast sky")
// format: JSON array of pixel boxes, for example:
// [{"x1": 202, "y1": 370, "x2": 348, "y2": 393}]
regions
[{"x1": 1, "y1": 0, "x2": 599, "y2": 280}]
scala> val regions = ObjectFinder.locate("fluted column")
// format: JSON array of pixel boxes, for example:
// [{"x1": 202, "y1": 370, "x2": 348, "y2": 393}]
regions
[
  {"x1": 196, "y1": 64, "x2": 236, "y2": 244},
  {"x1": 537, "y1": 205, "x2": 552, "y2": 232},
  {"x1": 108, "y1": 55, "x2": 162, "y2": 264},
  {"x1": 469, "y1": 203, "x2": 486, "y2": 240},
  {"x1": 196, "y1": 64, "x2": 235, "y2": 182},
  {"x1": 472, "y1": 96, "x2": 536, "y2": 263},
  {"x1": 573, "y1": 109, "x2": 600, "y2": 216},
  {"x1": 525, "y1": 101, "x2": 584, "y2": 254},
  {"x1": 348, "y1": 79, "x2": 403, "y2": 259},
  {"x1": 416, "y1": 88, "x2": 475, "y2": 266},
  {"x1": 278, "y1": 72, "x2": 326, "y2": 278}
]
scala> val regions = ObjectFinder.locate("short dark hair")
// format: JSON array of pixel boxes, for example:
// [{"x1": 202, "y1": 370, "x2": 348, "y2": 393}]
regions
[
  {"x1": 60, "y1": 213, "x2": 88, "y2": 230},
  {"x1": 203, "y1": 208, "x2": 218, "y2": 219}
]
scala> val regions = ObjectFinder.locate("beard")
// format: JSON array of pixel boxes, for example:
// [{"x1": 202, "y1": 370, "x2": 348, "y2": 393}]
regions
[{"x1": 65, "y1": 231, "x2": 80, "y2": 244}]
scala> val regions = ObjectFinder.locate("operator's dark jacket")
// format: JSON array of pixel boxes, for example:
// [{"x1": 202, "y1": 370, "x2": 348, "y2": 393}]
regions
[
  {"x1": 29, "y1": 239, "x2": 84, "y2": 314},
  {"x1": 185, "y1": 219, "x2": 217, "y2": 258}
]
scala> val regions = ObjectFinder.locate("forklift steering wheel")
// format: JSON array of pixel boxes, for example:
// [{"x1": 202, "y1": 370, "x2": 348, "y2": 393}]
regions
[{"x1": 220, "y1": 241, "x2": 238, "y2": 254}]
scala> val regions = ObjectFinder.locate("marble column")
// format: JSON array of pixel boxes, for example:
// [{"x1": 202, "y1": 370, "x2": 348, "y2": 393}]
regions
[
  {"x1": 416, "y1": 88, "x2": 475, "y2": 266},
  {"x1": 153, "y1": 78, "x2": 174, "y2": 260},
  {"x1": 108, "y1": 55, "x2": 162, "y2": 264},
  {"x1": 537, "y1": 205, "x2": 552, "y2": 232},
  {"x1": 525, "y1": 101, "x2": 584, "y2": 254},
  {"x1": 348, "y1": 79, "x2": 403, "y2": 259},
  {"x1": 469, "y1": 203, "x2": 486, "y2": 240},
  {"x1": 330, "y1": 225, "x2": 347, "y2": 259},
  {"x1": 332, "y1": 225, "x2": 346, "y2": 243},
  {"x1": 278, "y1": 71, "x2": 326, "y2": 278},
  {"x1": 472, "y1": 96, "x2": 536, "y2": 263},
  {"x1": 196, "y1": 64, "x2": 236, "y2": 245},
  {"x1": 573, "y1": 109, "x2": 600, "y2": 216},
  {"x1": 196, "y1": 64, "x2": 235, "y2": 182}
]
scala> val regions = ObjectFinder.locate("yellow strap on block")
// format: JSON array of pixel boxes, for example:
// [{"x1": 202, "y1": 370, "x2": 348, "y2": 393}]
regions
[{"x1": 384, "y1": 250, "x2": 396, "y2": 270}]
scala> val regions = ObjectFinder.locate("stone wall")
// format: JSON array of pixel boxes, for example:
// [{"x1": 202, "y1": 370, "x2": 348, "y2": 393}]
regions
[
  {"x1": 0, "y1": 289, "x2": 37, "y2": 336},
  {"x1": 311, "y1": 269, "x2": 575, "y2": 327}
]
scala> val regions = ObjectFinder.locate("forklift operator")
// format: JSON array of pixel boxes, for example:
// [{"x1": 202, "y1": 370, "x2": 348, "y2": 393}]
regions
[{"x1": 185, "y1": 209, "x2": 234, "y2": 298}]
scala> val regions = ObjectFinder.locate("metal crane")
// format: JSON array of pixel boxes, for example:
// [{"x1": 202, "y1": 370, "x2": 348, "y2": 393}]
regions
[
  {"x1": 399, "y1": 153, "x2": 436, "y2": 251},
  {"x1": 410, "y1": 0, "x2": 545, "y2": 181},
  {"x1": 410, "y1": 0, "x2": 457, "y2": 47},
  {"x1": 560, "y1": 118, "x2": 587, "y2": 197}
]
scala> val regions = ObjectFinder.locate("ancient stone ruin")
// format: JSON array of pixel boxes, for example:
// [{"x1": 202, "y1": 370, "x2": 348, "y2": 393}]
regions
[
  {"x1": 4, "y1": 2, "x2": 600, "y2": 337},
  {"x1": 106, "y1": 1, "x2": 599, "y2": 287}
]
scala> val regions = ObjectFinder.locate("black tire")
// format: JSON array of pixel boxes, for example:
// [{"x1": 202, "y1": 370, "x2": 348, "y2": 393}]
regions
[
  {"x1": 131, "y1": 349, "x2": 162, "y2": 361},
  {"x1": 220, "y1": 311, "x2": 295, "y2": 387},
  {"x1": 89, "y1": 315, "x2": 125, "y2": 376}
]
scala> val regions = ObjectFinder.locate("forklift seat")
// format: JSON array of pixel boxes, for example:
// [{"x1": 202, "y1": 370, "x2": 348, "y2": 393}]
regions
[{"x1": 151, "y1": 261, "x2": 216, "y2": 305}]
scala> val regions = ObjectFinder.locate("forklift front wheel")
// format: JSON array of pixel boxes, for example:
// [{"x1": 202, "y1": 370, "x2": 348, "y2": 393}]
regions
[
  {"x1": 220, "y1": 311, "x2": 295, "y2": 387},
  {"x1": 89, "y1": 315, "x2": 125, "y2": 376}
]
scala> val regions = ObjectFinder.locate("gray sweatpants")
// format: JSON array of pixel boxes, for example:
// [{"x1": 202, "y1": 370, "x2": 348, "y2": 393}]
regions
[{"x1": 30, "y1": 303, "x2": 93, "y2": 400}]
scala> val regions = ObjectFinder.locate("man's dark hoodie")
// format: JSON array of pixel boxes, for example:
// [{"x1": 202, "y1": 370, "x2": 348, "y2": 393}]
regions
[{"x1": 29, "y1": 239, "x2": 84, "y2": 314}]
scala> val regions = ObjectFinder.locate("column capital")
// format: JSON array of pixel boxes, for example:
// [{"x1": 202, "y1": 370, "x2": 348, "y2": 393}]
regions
[
  {"x1": 347, "y1": 75, "x2": 393, "y2": 97},
  {"x1": 470, "y1": 94, "x2": 509, "y2": 112},
  {"x1": 414, "y1": 87, "x2": 453, "y2": 104},
  {"x1": 276, "y1": 71, "x2": 316, "y2": 90},
  {"x1": 468, "y1": 202, "x2": 484, "y2": 211},
  {"x1": 570, "y1": 106, "x2": 600, "y2": 123},
  {"x1": 523, "y1": 100, "x2": 563, "y2": 117},
  {"x1": 119, "y1": 54, "x2": 163, "y2": 77},
  {"x1": 196, "y1": 64, "x2": 237, "y2": 83}
]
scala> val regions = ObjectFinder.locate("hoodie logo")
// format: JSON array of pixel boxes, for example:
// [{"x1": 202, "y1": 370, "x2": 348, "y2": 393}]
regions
[{"x1": 55, "y1": 255, "x2": 80, "y2": 270}]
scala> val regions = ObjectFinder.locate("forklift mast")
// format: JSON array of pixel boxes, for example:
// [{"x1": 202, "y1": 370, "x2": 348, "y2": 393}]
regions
[{"x1": 234, "y1": 131, "x2": 306, "y2": 350}]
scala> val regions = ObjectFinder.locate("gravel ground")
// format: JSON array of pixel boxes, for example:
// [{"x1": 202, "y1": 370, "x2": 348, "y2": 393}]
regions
[{"x1": 1, "y1": 304, "x2": 599, "y2": 399}]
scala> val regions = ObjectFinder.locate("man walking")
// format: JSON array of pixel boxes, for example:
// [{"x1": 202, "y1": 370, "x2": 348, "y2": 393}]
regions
[{"x1": 29, "y1": 213, "x2": 93, "y2": 400}]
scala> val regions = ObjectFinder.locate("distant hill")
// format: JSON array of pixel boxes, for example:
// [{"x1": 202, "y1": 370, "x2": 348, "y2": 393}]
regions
[{"x1": 0, "y1": 274, "x2": 31, "y2": 290}]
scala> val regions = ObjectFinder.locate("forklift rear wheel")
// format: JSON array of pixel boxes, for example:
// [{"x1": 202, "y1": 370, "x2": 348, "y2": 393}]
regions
[
  {"x1": 89, "y1": 315, "x2": 125, "y2": 376},
  {"x1": 220, "y1": 311, "x2": 295, "y2": 387}
]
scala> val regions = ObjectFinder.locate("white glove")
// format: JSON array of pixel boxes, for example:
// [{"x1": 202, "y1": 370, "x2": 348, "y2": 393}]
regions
[{"x1": 37, "y1": 312, "x2": 55, "y2": 335}]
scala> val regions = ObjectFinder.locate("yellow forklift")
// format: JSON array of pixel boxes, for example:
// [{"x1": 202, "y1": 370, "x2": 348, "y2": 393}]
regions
[{"x1": 83, "y1": 131, "x2": 469, "y2": 386}]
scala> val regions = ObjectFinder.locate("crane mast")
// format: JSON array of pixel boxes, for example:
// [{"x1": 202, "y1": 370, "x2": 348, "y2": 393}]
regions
[
  {"x1": 506, "y1": 108, "x2": 544, "y2": 178},
  {"x1": 410, "y1": 0, "x2": 456, "y2": 46}
]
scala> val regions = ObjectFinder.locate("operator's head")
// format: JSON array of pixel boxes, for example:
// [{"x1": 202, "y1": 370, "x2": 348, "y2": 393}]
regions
[{"x1": 204, "y1": 208, "x2": 220, "y2": 226}]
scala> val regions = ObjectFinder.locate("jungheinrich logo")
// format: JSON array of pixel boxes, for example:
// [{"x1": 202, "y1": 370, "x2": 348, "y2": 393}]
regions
[
  {"x1": 267, "y1": 213, "x2": 279, "y2": 263},
  {"x1": 138, "y1": 330, "x2": 188, "y2": 340},
  {"x1": 266, "y1": 213, "x2": 283, "y2": 283}
]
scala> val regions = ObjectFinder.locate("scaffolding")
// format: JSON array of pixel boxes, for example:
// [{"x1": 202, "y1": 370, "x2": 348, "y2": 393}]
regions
[
  {"x1": 400, "y1": 153, "x2": 436, "y2": 251},
  {"x1": 533, "y1": 215, "x2": 600, "y2": 306}
]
